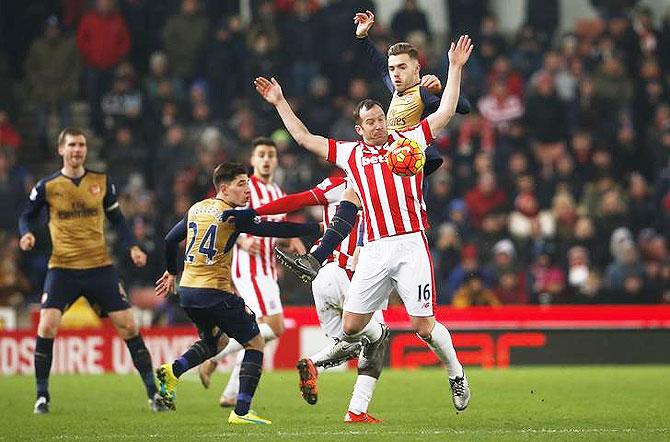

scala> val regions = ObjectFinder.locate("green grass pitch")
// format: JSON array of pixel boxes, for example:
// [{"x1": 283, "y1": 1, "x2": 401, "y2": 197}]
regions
[{"x1": 3, "y1": 366, "x2": 669, "y2": 441}]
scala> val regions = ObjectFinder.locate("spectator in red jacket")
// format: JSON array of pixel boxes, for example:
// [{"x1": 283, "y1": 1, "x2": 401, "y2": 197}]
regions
[
  {"x1": 76, "y1": 0, "x2": 131, "y2": 135},
  {"x1": 465, "y1": 171, "x2": 507, "y2": 228},
  {"x1": 0, "y1": 110, "x2": 21, "y2": 150}
]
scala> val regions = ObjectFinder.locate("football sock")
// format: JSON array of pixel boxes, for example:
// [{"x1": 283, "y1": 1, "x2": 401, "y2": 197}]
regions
[
  {"x1": 211, "y1": 340, "x2": 244, "y2": 362},
  {"x1": 34, "y1": 336, "x2": 54, "y2": 401},
  {"x1": 348, "y1": 375, "x2": 377, "y2": 414},
  {"x1": 172, "y1": 339, "x2": 217, "y2": 378},
  {"x1": 343, "y1": 319, "x2": 384, "y2": 344},
  {"x1": 423, "y1": 322, "x2": 463, "y2": 378},
  {"x1": 125, "y1": 335, "x2": 158, "y2": 398},
  {"x1": 311, "y1": 200, "x2": 358, "y2": 263},
  {"x1": 234, "y1": 349, "x2": 264, "y2": 416},
  {"x1": 223, "y1": 351, "x2": 244, "y2": 400},
  {"x1": 211, "y1": 323, "x2": 277, "y2": 362}
]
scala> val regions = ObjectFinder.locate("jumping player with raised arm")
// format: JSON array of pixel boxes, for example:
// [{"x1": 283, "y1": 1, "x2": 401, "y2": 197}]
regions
[
  {"x1": 221, "y1": 176, "x2": 388, "y2": 422},
  {"x1": 255, "y1": 35, "x2": 474, "y2": 411},
  {"x1": 19, "y1": 128, "x2": 168, "y2": 414},
  {"x1": 354, "y1": 10, "x2": 470, "y2": 175},
  {"x1": 154, "y1": 162, "x2": 320, "y2": 424}
]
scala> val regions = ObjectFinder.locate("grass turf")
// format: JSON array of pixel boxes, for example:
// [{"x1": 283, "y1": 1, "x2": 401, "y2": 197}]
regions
[{"x1": 2, "y1": 366, "x2": 669, "y2": 441}]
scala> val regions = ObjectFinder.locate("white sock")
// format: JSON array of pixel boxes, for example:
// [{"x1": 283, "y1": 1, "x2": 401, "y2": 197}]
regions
[
  {"x1": 348, "y1": 375, "x2": 377, "y2": 414},
  {"x1": 344, "y1": 319, "x2": 383, "y2": 343},
  {"x1": 259, "y1": 323, "x2": 277, "y2": 342},
  {"x1": 211, "y1": 323, "x2": 277, "y2": 363},
  {"x1": 222, "y1": 350, "x2": 244, "y2": 399},
  {"x1": 425, "y1": 322, "x2": 463, "y2": 378},
  {"x1": 211, "y1": 339, "x2": 244, "y2": 362}
]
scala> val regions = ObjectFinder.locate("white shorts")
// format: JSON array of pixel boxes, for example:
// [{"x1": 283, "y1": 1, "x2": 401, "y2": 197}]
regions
[
  {"x1": 312, "y1": 262, "x2": 385, "y2": 338},
  {"x1": 344, "y1": 231, "x2": 435, "y2": 317},
  {"x1": 233, "y1": 275, "x2": 282, "y2": 318}
]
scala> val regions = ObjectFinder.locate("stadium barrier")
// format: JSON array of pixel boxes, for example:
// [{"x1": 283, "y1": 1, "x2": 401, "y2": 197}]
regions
[{"x1": 2, "y1": 305, "x2": 669, "y2": 374}]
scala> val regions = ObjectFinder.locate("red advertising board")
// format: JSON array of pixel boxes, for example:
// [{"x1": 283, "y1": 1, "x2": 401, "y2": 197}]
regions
[{"x1": 3, "y1": 305, "x2": 670, "y2": 375}]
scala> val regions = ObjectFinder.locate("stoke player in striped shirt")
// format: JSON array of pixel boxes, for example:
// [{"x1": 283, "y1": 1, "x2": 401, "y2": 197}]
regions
[
  {"x1": 221, "y1": 175, "x2": 387, "y2": 422},
  {"x1": 198, "y1": 137, "x2": 305, "y2": 407},
  {"x1": 255, "y1": 35, "x2": 474, "y2": 411}
]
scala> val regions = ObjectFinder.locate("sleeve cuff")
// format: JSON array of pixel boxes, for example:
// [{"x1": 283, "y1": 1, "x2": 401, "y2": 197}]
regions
[{"x1": 327, "y1": 139, "x2": 337, "y2": 164}]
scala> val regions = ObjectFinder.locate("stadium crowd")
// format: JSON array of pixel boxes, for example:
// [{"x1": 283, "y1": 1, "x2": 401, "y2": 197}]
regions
[{"x1": 0, "y1": 0, "x2": 669, "y2": 323}]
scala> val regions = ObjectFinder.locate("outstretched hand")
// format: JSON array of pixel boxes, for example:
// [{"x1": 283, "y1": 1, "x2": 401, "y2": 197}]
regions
[
  {"x1": 448, "y1": 35, "x2": 474, "y2": 68},
  {"x1": 155, "y1": 271, "x2": 175, "y2": 298},
  {"x1": 254, "y1": 77, "x2": 284, "y2": 106},
  {"x1": 354, "y1": 10, "x2": 375, "y2": 38},
  {"x1": 420, "y1": 74, "x2": 442, "y2": 94}
]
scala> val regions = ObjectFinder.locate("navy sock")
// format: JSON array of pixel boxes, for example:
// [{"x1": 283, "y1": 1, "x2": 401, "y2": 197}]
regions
[
  {"x1": 172, "y1": 339, "x2": 216, "y2": 378},
  {"x1": 34, "y1": 336, "x2": 54, "y2": 401},
  {"x1": 125, "y1": 335, "x2": 158, "y2": 398},
  {"x1": 234, "y1": 349, "x2": 264, "y2": 416},
  {"x1": 311, "y1": 200, "x2": 358, "y2": 263}
]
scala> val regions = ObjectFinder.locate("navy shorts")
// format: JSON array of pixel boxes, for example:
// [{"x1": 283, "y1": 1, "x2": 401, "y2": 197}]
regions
[
  {"x1": 180, "y1": 288, "x2": 260, "y2": 346},
  {"x1": 42, "y1": 266, "x2": 130, "y2": 316}
]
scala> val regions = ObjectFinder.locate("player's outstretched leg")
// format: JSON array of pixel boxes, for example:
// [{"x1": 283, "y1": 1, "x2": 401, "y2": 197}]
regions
[
  {"x1": 157, "y1": 339, "x2": 218, "y2": 410},
  {"x1": 34, "y1": 336, "x2": 54, "y2": 414},
  {"x1": 228, "y1": 335, "x2": 271, "y2": 425},
  {"x1": 418, "y1": 320, "x2": 470, "y2": 411},
  {"x1": 345, "y1": 312, "x2": 389, "y2": 423},
  {"x1": 124, "y1": 334, "x2": 169, "y2": 412},
  {"x1": 275, "y1": 200, "x2": 359, "y2": 282}
]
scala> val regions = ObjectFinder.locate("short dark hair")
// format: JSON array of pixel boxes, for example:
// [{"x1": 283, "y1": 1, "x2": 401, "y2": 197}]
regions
[
  {"x1": 251, "y1": 137, "x2": 276, "y2": 150},
  {"x1": 353, "y1": 99, "x2": 383, "y2": 124},
  {"x1": 57, "y1": 127, "x2": 86, "y2": 146},
  {"x1": 212, "y1": 162, "x2": 248, "y2": 188},
  {"x1": 387, "y1": 42, "x2": 418, "y2": 60}
]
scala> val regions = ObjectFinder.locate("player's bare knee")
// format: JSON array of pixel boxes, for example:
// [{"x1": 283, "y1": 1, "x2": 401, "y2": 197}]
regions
[
  {"x1": 112, "y1": 313, "x2": 138, "y2": 339},
  {"x1": 37, "y1": 322, "x2": 58, "y2": 338},
  {"x1": 271, "y1": 321, "x2": 284, "y2": 337},
  {"x1": 37, "y1": 309, "x2": 61, "y2": 338}
]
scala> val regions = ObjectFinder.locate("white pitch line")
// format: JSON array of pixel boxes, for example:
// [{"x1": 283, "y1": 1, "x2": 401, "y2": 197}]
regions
[{"x1": 26, "y1": 427, "x2": 669, "y2": 440}]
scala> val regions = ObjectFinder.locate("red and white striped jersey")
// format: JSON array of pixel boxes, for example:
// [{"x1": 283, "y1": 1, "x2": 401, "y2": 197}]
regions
[
  {"x1": 309, "y1": 176, "x2": 361, "y2": 270},
  {"x1": 233, "y1": 175, "x2": 286, "y2": 279},
  {"x1": 326, "y1": 119, "x2": 435, "y2": 243}
]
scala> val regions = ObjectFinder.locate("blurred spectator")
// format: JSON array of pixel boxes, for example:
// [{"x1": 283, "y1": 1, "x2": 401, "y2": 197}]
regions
[
  {"x1": 464, "y1": 171, "x2": 506, "y2": 228},
  {"x1": 477, "y1": 79, "x2": 524, "y2": 131},
  {"x1": 529, "y1": 242, "x2": 566, "y2": 304},
  {"x1": 626, "y1": 173, "x2": 655, "y2": 235},
  {"x1": 0, "y1": 149, "x2": 26, "y2": 233},
  {"x1": 162, "y1": 0, "x2": 210, "y2": 82},
  {"x1": 452, "y1": 271, "x2": 501, "y2": 308},
  {"x1": 604, "y1": 241, "x2": 654, "y2": 302},
  {"x1": 144, "y1": 51, "x2": 186, "y2": 111},
  {"x1": 206, "y1": 16, "x2": 247, "y2": 116},
  {"x1": 525, "y1": 72, "x2": 567, "y2": 168},
  {"x1": 433, "y1": 223, "x2": 461, "y2": 300},
  {"x1": 77, "y1": 0, "x2": 131, "y2": 135},
  {"x1": 443, "y1": 244, "x2": 493, "y2": 303},
  {"x1": 508, "y1": 192, "x2": 555, "y2": 241},
  {"x1": 566, "y1": 245, "x2": 602, "y2": 302},
  {"x1": 100, "y1": 62, "x2": 144, "y2": 135},
  {"x1": 24, "y1": 16, "x2": 79, "y2": 149},
  {"x1": 0, "y1": 234, "x2": 30, "y2": 308},
  {"x1": 0, "y1": 110, "x2": 21, "y2": 151},
  {"x1": 391, "y1": 0, "x2": 431, "y2": 41},
  {"x1": 105, "y1": 126, "x2": 150, "y2": 190},
  {"x1": 281, "y1": 0, "x2": 320, "y2": 95}
]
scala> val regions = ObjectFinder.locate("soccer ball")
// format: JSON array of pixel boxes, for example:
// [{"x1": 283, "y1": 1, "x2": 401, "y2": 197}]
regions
[{"x1": 386, "y1": 138, "x2": 425, "y2": 177}]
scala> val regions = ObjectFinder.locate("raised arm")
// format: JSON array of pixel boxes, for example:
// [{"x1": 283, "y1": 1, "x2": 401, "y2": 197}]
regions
[
  {"x1": 425, "y1": 35, "x2": 473, "y2": 136},
  {"x1": 254, "y1": 77, "x2": 329, "y2": 159}
]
